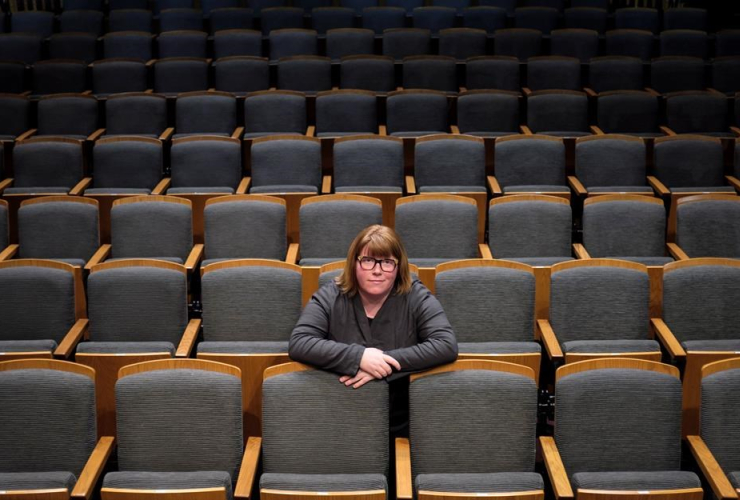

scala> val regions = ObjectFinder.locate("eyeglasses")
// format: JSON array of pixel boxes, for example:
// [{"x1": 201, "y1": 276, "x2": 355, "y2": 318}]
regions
[{"x1": 357, "y1": 256, "x2": 398, "y2": 272}]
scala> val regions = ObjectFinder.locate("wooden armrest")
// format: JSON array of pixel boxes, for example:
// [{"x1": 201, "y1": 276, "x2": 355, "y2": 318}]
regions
[
  {"x1": 395, "y1": 438, "x2": 413, "y2": 500},
  {"x1": 0, "y1": 177, "x2": 13, "y2": 193},
  {"x1": 379, "y1": 125, "x2": 387, "y2": 136},
  {"x1": 522, "y1": 87, "x2": 532, "y2": 96},
  {"x1": 159, "y1": 127, "x2": 174, "y2": 141},
  {"x1": 459, "y1": 87, "x2": 467, "y2": 93},
  {"x1": 234, "y1": 437, "x2": 262, "y2": 500},
  {"x1": 231, "y1": 126, "x2": 245, "y2": 139},
  {"x1": 145, "y1": 58, "x2": 156, "y2": 67},
  {"x1": 659, "y1": 125, "x2": 677, "y2": 136},
  {"x1": 520, "y1": 125, "x2": 533, "y2": 135},
  {"x1": 236, "y1": 177, "x2": 250, "y2": 194},
  {"x1": 725, "y1": 175, "x2": 740, "y2": 192},
  {"x1": 71, "y1": 436, "x2": 116, "y2": 500},
  {"x1": 82, "y1": 90, "x2": 93, "y2": 97},
  {"x1": 144, "y1": 88, "x2": 154, "y2": 93},
  {"x1": 70, "y1": 177, "x2": 93, "y2": 196},
  {"x1": 645, "y1": 87, "x2": 661, "y2": 97},
  {"x1": 405, "y1": 175, "x2": 416, "y2": 194},
  {"x1": 285, "y1": 243, "x2": 299, "y2": 265},
  {"x1": 17, "y1": 128, "x2": 37, "y2": 141},
  {"x1": 0, "y1": 243, "x2": 19, "y2": 261},
  {"x1": 706, "y1": 88, "x2": 725, "y2": 96},
  {"x1": 176, "y1": 318, "x2": 201, "y2": 358},
  {"x1": 87, "y1": 128, "x2": 106, "y2": 142},
  {"x1": 537, "y1": 319, "x2": 563, "y2": 361},
  {"x1": 487, "y1": 176, "x2": 502, "y2": 195},
  {"x1": 666, "y1": 242, "x2": 689, "y2": 261},
  {"x1": 152, "y1": 177, "x2": 172, "y2": 195},
  {"x1": 184, "y1": 244, "x2": 204, "y2": 272},
  {"x1": 647, "y1": 176, "x2": 670, "y2": 197},
  {"x1": 321, "y1": 175, "x2": 332, "y2": 195},
  {"x1": 539, "y1": 436, "x2": 574, "y2": 500},
  {"x1": 85, "y1": 244, "x2": 112, "y2": 270},
  {"x1": 478, "y1": 244, "x2": 493, "y2": 260},
  {"x1": 54, "y1": 318, "x2": 89, "y2": 358},
  {"x1": 573, "y1": 243, "x2": 591, "y2": 260},
  {"x1": 686, "y1": 435, "x2": 738, "y2": 500},
  {"x1": 730, "y1": 126, "x2": 740, "y2": 137},
  {"x1": 450, "y1": 125, "x2": 461, "y2": 135},
  {"x1": 584, "y1": 87, "x2": 597, "y2": 97},
  {"x1": 567, "y1": 176, "x2": 587, "y2": 197},
  {"x1": 650, "y1": 317, "x2": 686, "y2": 359},
  {"x1": 589, "y1": 125, "x2": 605, "y2": 135},
  {"x1": 306, "y1": 125, "x2": 315, "y2": 137}
]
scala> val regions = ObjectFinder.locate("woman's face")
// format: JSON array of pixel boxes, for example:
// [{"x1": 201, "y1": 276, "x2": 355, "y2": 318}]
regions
[{"x1": 355, "y1": 246, "x2": 398, "y2": 300}]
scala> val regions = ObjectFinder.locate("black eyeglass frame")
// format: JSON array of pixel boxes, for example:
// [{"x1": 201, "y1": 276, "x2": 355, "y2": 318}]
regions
[{"x1": 356, "y1": 256, "x2": 398, "y2": 272}]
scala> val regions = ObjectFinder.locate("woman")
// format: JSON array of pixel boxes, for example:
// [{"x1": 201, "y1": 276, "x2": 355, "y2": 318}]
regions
[{"x1": 289, "y1": 225, "x2": 458, "y2": 431}]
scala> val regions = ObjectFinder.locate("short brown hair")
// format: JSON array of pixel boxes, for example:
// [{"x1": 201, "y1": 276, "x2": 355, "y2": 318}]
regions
[{"x1": 336, "y1": 225, "x2": 413, "y2": 296}]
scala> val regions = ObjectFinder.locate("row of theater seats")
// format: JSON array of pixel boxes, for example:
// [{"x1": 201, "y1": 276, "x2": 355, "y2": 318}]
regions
[
  {"x1": 2, "y1": 90, "x2": 739, "y2": 146},
  {"x1": 3, "y1": 356, "x2": 739, "y2": 499},
  {"x1": 3, "y1": 53, "x2": 740, "y2": 98}
]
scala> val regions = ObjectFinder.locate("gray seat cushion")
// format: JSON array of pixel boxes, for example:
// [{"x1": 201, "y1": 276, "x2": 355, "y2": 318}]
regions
[
  {"x1": 3, "y1": 187, "x2": 70, "y2": 195},
  {"x1": 335, "y1": 186, "x2": 403, "y2": 193},
  {"x1": 588, "y1": 186, "x2": 655, "y2": 193},
  {"x1": 408, "y1": 258, "x2": 459, "y2": 267},
  {"x1": 669, "y1": 186, "x2": 736, "y2": 193},
  {"x1": 728, "y1": 471, "x2": 740, "y2": 489},
  {"x1": 260, "y1": 473, "x2": 387, "y2": 492},
  {"x1": 167, "y1": 187, "x2": 235, "y2": 194},
  {"x1": 503, "y1": 256, "x2": 574, "y2": 266},
  {"x1": 538, "y1": 131, "x2": 591, "y2": 138},
  {"x1": 243, "y1": 132, "x2": 303, "y2": 139},
  {"x1": 0, "y1": 471, "x2": 77, "y2": 491},
  {"x1": 571, "y1": 471, "x2": 701, "y2": 491},
  {"x1": 681, "y1": 339, "x2": 740, "y2": 352},
  {"x1": 103, "y1": 471, "x2": 232, "y2": 499},
  {"x1": 299, "y1": 257, "x2": 346, "y2": 266},
  {"x1": 250, "y1": 185, "x2": 318, "y2": 194},
  {"x1": 419, "y1": 186, "x2": 487, "y2": 193},
  {"x1": 562, "y1": 339, "x2": 660, "y2": 354},
  {"x1": 503, "y1": 185, "x2": 569, "y2": 193},
  {"x1": 316, "y1": 132, "x2": 371, "y2": 138},
  {"x1": 467, "y1": 131, "x2": 519, "y2": 138},
  {"x1": 390, "y1": 131, "x2": 446, "y2": 137},
  {"x1": 84, "y1": 188, "x2": 152, "y2": 195},
  {"x1": 75, "y1": 341, "x2": 175, "y2": 355},
  {"x1": 611, "y1": 256, "x2": 674, "y2": 266},
  {"x1": 105, "y1": 256, "x2": 184, "y2": 265},
  {"x1": 415, "y1": 472, "x2": 543, "y2": 493},
  {"x1": 457, "y1": 341, "x2": 541, "y2": 354},
  {"x1": 49, "y1": 258, "x2": 86, "y2": 267},
  {"x1": 0, "y1": 339, "x2": 57, "y2": 353},
  {"x1": 197, "y1": 341, "x2": 289, "y2": 354}
]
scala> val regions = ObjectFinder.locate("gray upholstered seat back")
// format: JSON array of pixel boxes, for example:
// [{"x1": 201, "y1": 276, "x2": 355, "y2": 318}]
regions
[
  {"x1": 515, "y1": 7, "x2": 558, "y2": 34},
  {"x1": 607, "y1": 30, "x2": 654, "y2": 61},
  {"x1": 676, "y1": 200, "x2": 740, "y2": 258},
  {"x1": 462, "y1": 7, "x2": 507, "y2": 34},
  {"x1": 103, "y1": 32, "x2": 153, "y2": 60},
  {"x1": 110, "y1": 201, "x2": 192, "y2": 260},
  {"x1": 33, "y1": 61, "x2": 87, "y2": 95},
  {"x1": 244, "y1": 93, "x2": 306, "y2": 134},
  {"x1": 597, "y1": 91, "x2": 658, "y2": 134},
  {"x1": 664, "y1": 8, "x2": 706, "y2": 31},
  {"x1": 711, "y1": 57, "x2": 740, "y2": 95},
  {"x1": 13, "y1": 140, "x2": 83, "y2": 189},
  {"x1": 171, "y1": 139, "x2": 242, "y2": 188},
  {"x1": 205, "y1": 199, "x2": 287, "y2": 260},
  {"x1": 154, "y1": 58, "x2": 209, "y2": 95},
  {"x1": 494, "y1": 138, "x2": 565, "y2": 187},
  {"x1": 666, "y1": 92, "x2": 728, "y2": 134},
  {"x1": 277, "y1": 57, "x2": 332, "y2": 93},
  {"x1": 214, "y1": 31, "x2": 262, "y2": 59},
  {"x1": 50, "y1": 33, "x2": 98, "y2": 63},
  {"x1": 0, "y1": 95, "x2": 30, "y2": 137},
  {"x1": 382, "y1": 28, "x2": 431, "y2": 60},
  {"x1": 299, "y1": 199, "x2": 383, "y2": 259},
  {"x1": 316, "y1": 92, "x2": 377, "y2": 135},
  {"x1": 402, "y1": 56, "x2": 457, "y2": 92},
  {"x1": 660, "y1": 29, "x2": 708, "y2": 59},
  {"x1": 550, "y1": 265, "x2": 649, "y2": 344},
  {"x1": 333, "y1": 138, "x2": 404, "y2": 188},
  {"x1": 550, "y1": 28, "x2": 599, "y2": 62},
  {"x1": 414, "y1": 138, "x2": 485, "y2": 188},
  {"x1": 701, "y1": 367, "x2": 740, "y2": 475},
  {"x1": 412, "y1": 7, "x2": 456, "y2": 34},
  {"x1": 493, "y1": 28, "x2": 541, "y2": 61},
  {"x1": 526, "y1": 56, "x2": 581, "y2": 91},
  {"x1": 37, "y1": 95, "x2": 98, "y2": 137},
  {"x1": 93, "y1": 139, "x2": 163, "y2": 189},
  {"x1": 106, "y1": 94, "x2": 167, "y2": 136},
  {"x1": 555, "y1": 368, "x2": 683, "y2": 476},
  {"x1": 565, "y1": 7, "x2": 608, "y2": 33},
  {"x1": 312, "y1": 9, "x2": 354, "y2": 36},
  {"x1": 88, "y1": 265, "x2": 188, "y2": 344},
  {"x1": 214, "y1": 56, "x2": 270, "y2": 94},
  {"x1": 0, "y1": 204, "x2": 8, "y2": 250},
  {"x1": 158, "y1": 31, "x2": 208, "y2": 58},
  {"x1": 583, "y1": 200, "x2": 666, "y2": 257},
  {"x1": 18, "y1": 200, "x2": 100, "y2": 261},
  {"x1": 526, "y1": 92, "x2": 588, "y2": 133},
  {"x1": 361, "y1": 7, "x2": 405, "y2": 34},
  {"x1": 270, "y1": 30, "x2": 318, "y2": 60},
  {"x1": 654, "y1": 138, "x2": 724, "y2": 188},
  {"x1": 202, "y1": 265, "x2": 302, "y2": 341},
  {"x1": 250, "y1": 139, "x2": 321, "y2": 189},
  {"x1": 435, "y1": 266, "x2": 534, "y2": 342},
  {"x1": 92, "y1": 59, "x2": 148, "y2": 95},
  {"x1": 116, "y1": 368, "x2": 242, "y2": 477},
  {"x1": 588, "y1": 56, "x2": 643, "y2": 93},
  {"x1": 339, "y1": 56, "x2": 396, "y2": 92},
  {"x1": 175, "y1": 93, "x2": 236, "y2": 134},
  {"x1": 326, "y1": 28, "x2": 375, "y2": 60},
  {"x1": 386, "y1": 92, "x2": 448, "y2": 134},
  {"x1": 650, "y1": 57, "x2": 705, "y2": 94},
  {"x1": 575, "y1": 137, "x2": 646, "y2": 187},
  {"x1": 410, "y1": 369, "x2": 537, "y2": 476},
  {"x1": 395, "y1": 198, "x2": 478, "y2": 259},
  {"x1": 438, "y1": 28, "x2": 487, "y2": 60},
  {"x1": 0, "y1": 33, "x2": 43, "y2": 65},
  {"x1": 0, "y1": 368, "x2": 96, "y2": 476},
  {"x1": 663, "y1": 264, "x2": 740, "y2": 342},
  {"x1": 0, "y1": 265, "x2": 76, "y2": 342},
  {"x1": 456, "y1": 91, "x2": 519, "y2": 133},
  {"x1": 108, "y1": 10, "x2": 153, "y2": 33},
  {"x1": 488, "y1": 200, "x2": 571, "y2": 258},
  {"x1": 465, "y1": 56, "x2": 520, "y2": 91},
  {"x1": 262, "y1": 369, "x2": 388, "y2": 474}
]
